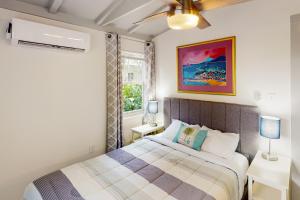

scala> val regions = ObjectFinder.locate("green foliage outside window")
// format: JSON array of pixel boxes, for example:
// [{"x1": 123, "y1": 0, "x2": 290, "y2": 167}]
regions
[{"x1": 122, "y1": 83, "x2": 143, "y2": 112}]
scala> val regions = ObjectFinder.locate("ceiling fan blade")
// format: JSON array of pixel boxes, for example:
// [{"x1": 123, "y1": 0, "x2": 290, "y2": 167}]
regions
[
  {"x1": 193, "y1": 0, "x2": 251, "y2": 11},
  {"x1": 161, "y1": 0, "x2": 183, "y2": 6},
  {"x1": 174, "y1": 0, "x2": 184, "y2": 6},
  {"x1": 133, "y1": 11, "x2": 169, "y2": 25},
  {"x1": 197, "y1": 14, "x2": 211, "y2": 29}
]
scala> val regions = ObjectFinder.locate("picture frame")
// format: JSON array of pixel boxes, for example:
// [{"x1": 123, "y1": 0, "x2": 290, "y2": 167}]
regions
[{"x1": 177, "y1": 36, "x2": 236, "y2": 95}]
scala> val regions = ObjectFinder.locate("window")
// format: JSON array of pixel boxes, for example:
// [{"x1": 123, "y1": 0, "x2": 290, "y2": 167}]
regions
[
  {"x1": 122, "y1": 51, "x2": 145, "y2": 113},
  {"x1": 127, "y1": 73, "x2": 134, "y2": 82}
]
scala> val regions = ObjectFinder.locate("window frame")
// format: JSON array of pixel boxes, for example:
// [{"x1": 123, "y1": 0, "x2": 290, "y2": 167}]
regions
[{"x1": 121, "y1": 51, "x2": 146, "y2": 116}]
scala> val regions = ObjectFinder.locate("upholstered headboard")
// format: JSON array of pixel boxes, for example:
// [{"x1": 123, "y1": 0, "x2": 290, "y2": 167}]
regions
[{"x1": 163, "y1": 97, "x2": 260, "y2": 161}]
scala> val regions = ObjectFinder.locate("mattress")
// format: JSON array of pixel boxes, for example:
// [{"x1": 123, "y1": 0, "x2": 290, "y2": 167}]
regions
[{"x1": 23, "y1": 135, "x2": 248, "y2": 200}]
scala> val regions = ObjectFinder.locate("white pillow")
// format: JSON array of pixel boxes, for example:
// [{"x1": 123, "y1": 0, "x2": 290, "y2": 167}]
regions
[
  {"x1": 201, "y1": 126, "x2": 239, "y2": 158},
  {"x1": 162, "y1": 119, "x2": 200, "y2": 140}
]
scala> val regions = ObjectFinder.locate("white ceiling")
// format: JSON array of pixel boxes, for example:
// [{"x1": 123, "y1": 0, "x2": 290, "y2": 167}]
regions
[
  {"x1": 2, "y1": 0, "x2": 173, "y2": 40},
  {"x1": 0, "y1": 0, "x2": 252, "y2": 40},
  {"x1": 59, "y1": 0, "x2": 113, "y2": 20},
  {"x1": 16, "y1": 0, "x2": 49, "y2": 7}
]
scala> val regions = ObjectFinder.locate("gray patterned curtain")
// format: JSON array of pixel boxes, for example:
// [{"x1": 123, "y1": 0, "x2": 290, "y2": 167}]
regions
[
  {"x1": 105, "y1": 33, "x2": 123, "y2": 152},
  {"x1": 143, "y1": 42, "x2": 156, "y2": 124}
]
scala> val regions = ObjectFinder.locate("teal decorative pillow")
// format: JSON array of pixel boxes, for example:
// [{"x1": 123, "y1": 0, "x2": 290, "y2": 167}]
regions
[{"x1": 173, "y1": 124, "x2": 208, "y2": 151}]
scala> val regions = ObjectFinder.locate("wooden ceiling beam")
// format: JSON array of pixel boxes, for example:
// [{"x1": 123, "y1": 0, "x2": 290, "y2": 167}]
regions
[
  {"x1": 0, "y1": 0, "x2": 152, "y2": 41},
  {"x1": 95, "y1": 0, "x2": 125, "y2": 25},
  {"x1": 101, "y1": 0, "x2": 156, "y2": 27},
  {"x1": 128, "y1": 5, "x2": 168, "y2": 34}
]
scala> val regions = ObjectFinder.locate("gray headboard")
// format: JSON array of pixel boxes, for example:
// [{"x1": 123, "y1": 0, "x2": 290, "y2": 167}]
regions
[{"x1": 163, "y1": 97, "x2": 260, "y2": 161}]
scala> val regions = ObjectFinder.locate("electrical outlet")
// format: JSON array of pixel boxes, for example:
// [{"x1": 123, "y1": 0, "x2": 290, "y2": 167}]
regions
[{"x1": 89, "y1": 145, "x2": 95, "y2": 154}]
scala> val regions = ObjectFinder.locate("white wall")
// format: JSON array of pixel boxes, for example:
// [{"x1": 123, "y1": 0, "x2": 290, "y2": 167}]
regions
[
  {"x1": 291, "y1": 13, "x2": 300, "y2": 200},
  {"x1": 0, "y1": 8, "x2": 107, "y2": 200},
  {"x1": 154, "y1": 0, "x2": 300, "y2": 156},
  {"x1": 0, "y1": 8, "x2": 146, "y2": 199}
]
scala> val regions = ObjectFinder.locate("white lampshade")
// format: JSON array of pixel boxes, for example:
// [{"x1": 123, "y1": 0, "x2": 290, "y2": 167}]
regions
[
  {"x1": 148, "y1": 101, "x2": 158, "y2": 114},
  {"x1": 167, "y1": 13, "x2": 199, "y2": 30}
]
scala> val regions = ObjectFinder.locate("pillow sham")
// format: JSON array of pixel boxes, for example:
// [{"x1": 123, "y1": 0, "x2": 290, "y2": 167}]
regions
[
  {"x1": 173, "y1": 123, "x2": 207, "y2": 150},
  {"x1": 161, "y1": 119, "x2": 200, "y2": 140},
  {"x1": 201, "y1": 126, "x2": 239, "y2": 158},
  {"x1": 161, "y1": 119, "x2": 182, "y2": 140}
]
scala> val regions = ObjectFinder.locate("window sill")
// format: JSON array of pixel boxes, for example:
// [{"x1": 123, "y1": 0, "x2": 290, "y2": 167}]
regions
[{"x1": 123, "y1": 109, "x2": 144, "y2": 119}]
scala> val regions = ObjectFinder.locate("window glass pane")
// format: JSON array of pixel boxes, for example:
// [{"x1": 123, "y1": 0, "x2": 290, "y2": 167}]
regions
[
  {"x1": 121, "y1": 51, "x2": 145, "y2": 113},
  {"x1": 122, "y1": 84, "x2": 143, "y2": 112}
]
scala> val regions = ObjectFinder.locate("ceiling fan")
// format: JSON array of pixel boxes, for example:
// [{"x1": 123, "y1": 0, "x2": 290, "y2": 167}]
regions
[{"x1": 134, "y1": 0, "x2": 250, "y2": 30}]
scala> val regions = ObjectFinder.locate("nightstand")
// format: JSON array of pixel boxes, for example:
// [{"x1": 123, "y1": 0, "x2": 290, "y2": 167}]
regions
[
  {"x1": 131, "y1": 124, "x2": 164, "y2": 142},
  {"x1": 247, "y1": 150, "x2": 291, "y2": 200}
]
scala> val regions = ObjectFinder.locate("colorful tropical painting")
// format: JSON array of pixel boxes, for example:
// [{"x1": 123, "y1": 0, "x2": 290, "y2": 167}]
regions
[{"x1": 177, "y1": 37, "x2": 236, "y2": 95}]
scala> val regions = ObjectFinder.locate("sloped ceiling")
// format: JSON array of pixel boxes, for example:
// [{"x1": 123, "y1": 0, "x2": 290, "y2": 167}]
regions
[{"x1": 0, "y1": 0, "x2": 174, "y2": 40}]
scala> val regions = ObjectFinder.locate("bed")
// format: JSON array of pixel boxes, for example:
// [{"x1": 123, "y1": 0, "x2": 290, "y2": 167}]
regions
[{"x1": 23, "y1": 98, "x2": 260, "y2": 200}]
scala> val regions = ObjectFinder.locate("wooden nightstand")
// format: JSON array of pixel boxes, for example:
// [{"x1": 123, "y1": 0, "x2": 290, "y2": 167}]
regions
[
  {"x1": 131, "y1": 124, "x2": 164, "y2": 142},
  {"x1": 247, "y1": 150, "x2": 291, "y2": 200}
]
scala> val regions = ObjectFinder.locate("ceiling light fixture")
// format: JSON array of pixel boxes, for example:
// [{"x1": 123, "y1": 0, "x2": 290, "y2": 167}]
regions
[
  {"x1": 167, "y1": 13, "x2": 199, "y2": 30},
  {"x1": 167, "y1": 2, "x2": 200, "y2": 30},
  {"x1": 134, "y1": 0, "x2": 250, "y2": 32}
]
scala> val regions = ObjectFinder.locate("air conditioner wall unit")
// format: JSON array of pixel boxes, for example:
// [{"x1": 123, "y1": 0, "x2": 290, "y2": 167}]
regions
[{"x1": 7, "y1": 18, "x2": 90, "y2": 52}]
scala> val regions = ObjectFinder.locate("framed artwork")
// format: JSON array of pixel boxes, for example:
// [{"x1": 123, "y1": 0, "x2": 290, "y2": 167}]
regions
[{"x1": 177, "y1": 36, "x2": 236, "y2": 95}]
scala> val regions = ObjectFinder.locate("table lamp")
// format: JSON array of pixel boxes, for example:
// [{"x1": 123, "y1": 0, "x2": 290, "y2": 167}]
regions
[
  {"x1": 260, "y1": 115, "x2": 281, "y2": 161},
  {"x1": 148, "y1": 100, "x2": 158, "y2": 127}
]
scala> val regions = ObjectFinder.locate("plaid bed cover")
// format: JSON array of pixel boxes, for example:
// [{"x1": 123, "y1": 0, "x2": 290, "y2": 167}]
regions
[{"x1": 30, "y1": 138, "x2": 239, "y2": 200}]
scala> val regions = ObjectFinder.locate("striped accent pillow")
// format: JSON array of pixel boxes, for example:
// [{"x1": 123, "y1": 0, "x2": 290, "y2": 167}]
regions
[{"x1": 173, "y1": 124, "x2": 208, "y2": 150}]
